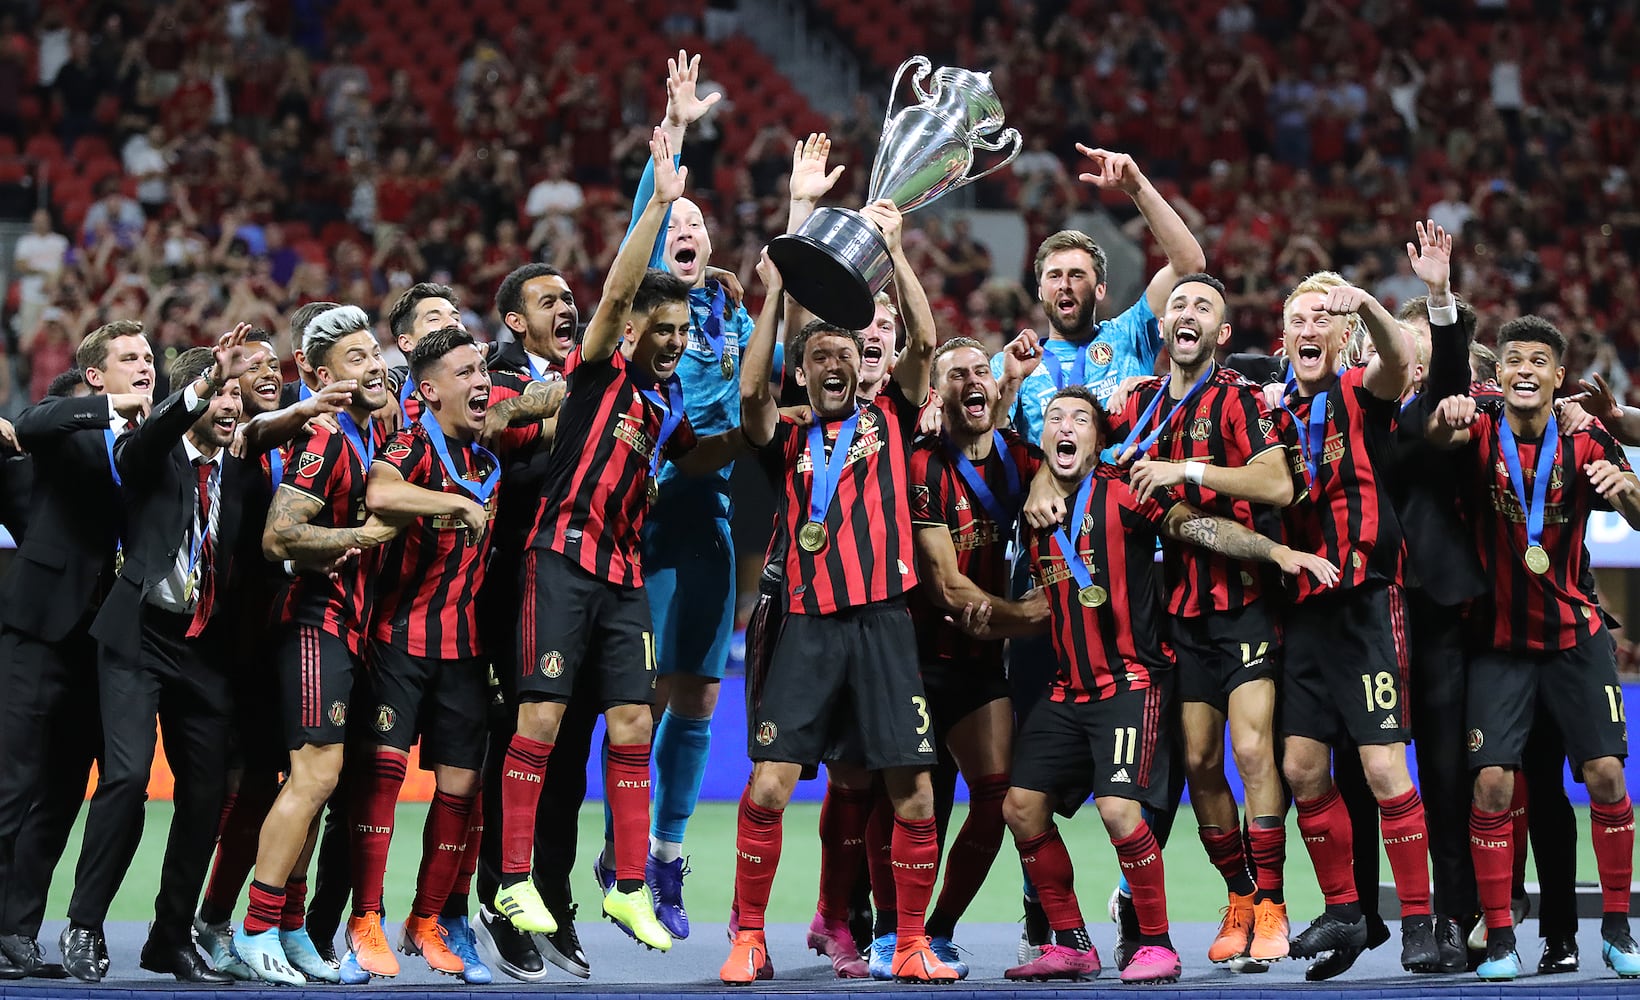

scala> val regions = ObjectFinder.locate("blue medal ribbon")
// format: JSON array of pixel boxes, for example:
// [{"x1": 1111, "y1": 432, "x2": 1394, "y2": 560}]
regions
[
  {"x1": 419, "y1": 408, "x2": 500, "y2": 503},
  {"x1": 1050, "y1": 474, "x2": 1098, "y2": 591},
  {"x1": 638, "y1": 377, "x2": 686, "y2": 480},
  {"x1": 298, "y1": 380, "x2": 313, "y2": 401},
  {"x1": 1285, "y1": 367, "x2": 1345, "y2": 485},
  {"x1": 699, "y1": 284, "x2": 728, "y2": 359},
  {"x1": 524, "y1": 351, "x2": 552, "y2": 383},
  {"x1": 267, "y1": 448, "x2": 283, "y2": 487},
  {"x1": 1044, "y1": 342, "x2": 1089, "y2": 391},
  {"x1": 398, "y1": 372, "x2": 418, "y2": 413},
  {"x1": 1499, "y1": 410, "x2": 1560, "y2": 557},
  {"x1": 806, "y1": 409, "x2": 862, "y2": 526},
  {"x1": 946, "y1": 431, "x2": 1021, "y2": 528},
  {"x1": 337, "y1": 411, "x2": 376, "y2": 470},
  {"x1": 185, "y1": 462, "x2": 219, "y2": 587},
  {"x1": 104, "y1": 428, "x2": 123, "y2": 487},
  {"x1": 1117, "y1": 365, "x2": 1216, "y2": 458}
]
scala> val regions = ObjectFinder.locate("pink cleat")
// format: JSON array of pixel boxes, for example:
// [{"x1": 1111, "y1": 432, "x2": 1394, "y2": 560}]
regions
[
  {"x1": 1005, "y1": 943, "x2": 1103, "y2": 981},
  {"x1": 806, "y1": 914, "x2": 869, "y2": 978},
  {"x1": 1120, "y1": 945, "x2": 1182, "y2": 984}
]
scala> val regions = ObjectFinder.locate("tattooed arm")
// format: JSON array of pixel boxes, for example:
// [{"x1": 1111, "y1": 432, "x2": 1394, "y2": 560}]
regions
[
  {"x1": 1162, "y1": 504, "x2": 1341, "y2": 587},
  {"x1": 262, "y1": 484, "x2": 400, "y2": 561},
  {"x1": 481, "y1": 380, "x2": 566, "y2": 445}
]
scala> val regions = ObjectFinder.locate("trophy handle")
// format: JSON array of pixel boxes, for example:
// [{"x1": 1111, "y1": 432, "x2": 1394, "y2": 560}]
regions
[
  {"x1": 954, "y1": 128, "x2": 1024, "y2": 189},
  {"x1": 881, "y1": 56, "x2": 934, "y2": 147}
]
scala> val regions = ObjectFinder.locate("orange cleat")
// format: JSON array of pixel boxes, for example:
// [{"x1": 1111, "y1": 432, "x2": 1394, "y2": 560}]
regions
[
  {"x1": 399, "y1": 914, "x2": 463, "y2": 976},
  {"x1": 1249, "y1": 899, "x2": 1290, "y2": 962},
  {"x1": 1208, "y1": 892, "x2": 1255, "y2": 963},
  {"x1": 345, "y1": 912, "x2": 400, "y2": 978},
  {"x1": 891, "y1": 935, "x2": 961, "y2": 983},
  {"x1": 720, "y1": 929, "x2": 773, "y2": 985}
]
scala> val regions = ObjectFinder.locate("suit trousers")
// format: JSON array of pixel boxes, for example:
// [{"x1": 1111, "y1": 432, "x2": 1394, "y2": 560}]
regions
[
  {"x1": 67, "y1": 610, "x2": 230, "y2": 940},
  {"x1": 1407, "y1": 589, "x2": 1477, "y2": 918}
]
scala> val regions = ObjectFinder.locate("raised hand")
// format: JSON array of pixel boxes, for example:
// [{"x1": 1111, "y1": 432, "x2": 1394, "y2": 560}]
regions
[
  {"x1": 1568, "y1": 371, "x2": 1623, "y2": 423},
  {"x1": 755, "y1": 246, "x2": 784, "y2": 295},
  {"x1": 211, "y1": 322, "x2": 267, "y2": 384},
  {"x1": 1586, "y1": 459, "x2": 1639, "y2": 505},
  {"x1": 1321, "y1": 285, "x2": 1375, "y2": 316},
  {"x1": 1074, "y1": 144, "x2": 1144, "y2": 195},
  {"x1": 649, "y1": 128, "x2": 688, "y2": 204},
  {"x1": 860, "y1": 199, "x2": 903, "y2": 254},
  {"x1": 1405, "y1": 219, "x2": 1453, "y2": 294},
  {"x1": 663, "y1": 49, "x2": 722, "y2": 128},
  {"x1": 790, "y1": 132, "x2": 845, "y2": 204},
  {"x1": 1273, "y1": 545, "x2": 1341, "y2": 588},
  {"x1": 1434, "y1": 394, "x2": 1478, "y2": 430},
  {"x1": 1002, "y1": 328, "x2": 1042, "y2": 384}
]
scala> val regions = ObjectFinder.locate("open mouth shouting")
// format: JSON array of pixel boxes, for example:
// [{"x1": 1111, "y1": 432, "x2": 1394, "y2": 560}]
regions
[
  {"x1": 252, "y1": 374, "x2": 281, "y2": 403},
  {"x1": 553, "y1": 316, "x2": 575, "y2": 351},
  {"x1": 672, "y1": 244, "x2": 699, "y2": 279},
  {"x1": 466, "y1": 387, "x2": 490, "y2": 420},
  {"x1": 652, "y1": 347, "x2": 682, "y2": 377},
  {"x1": 1172, "y1": 319, "x2": 1201, "y2": 349},
  {"x1": 1051, "y1": 435, "x2": 1081, "y2": 474},
  {"x1": 212, "y1": 413, "x2": 236, "y2": 436},
  {"x1": 961, "y1": 386, "x2": 990, "y2": 422}
]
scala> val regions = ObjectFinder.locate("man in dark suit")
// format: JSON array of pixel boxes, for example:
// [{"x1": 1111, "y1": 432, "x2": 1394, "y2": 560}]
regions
[
  {"x1": 59, "y1": 329, "x2": 265, "y2": 983},
  {"x1": 0, "y1": 322, "x2": 155, "y2": 979}
]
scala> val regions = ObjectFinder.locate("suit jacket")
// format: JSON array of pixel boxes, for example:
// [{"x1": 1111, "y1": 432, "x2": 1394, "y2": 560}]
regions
[
  {"x1": 0, "y1": 452, "x2": 33, "y2": 544},
  {"x1": 89, "y1": 386, "x2": 256, "y2": 652},
  {"x1": 0, "y1": 395, "x2": 124, "y2": 642}
]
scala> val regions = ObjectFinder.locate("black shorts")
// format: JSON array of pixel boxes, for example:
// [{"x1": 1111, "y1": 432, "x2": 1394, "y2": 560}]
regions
[
  {"x1": 1011, "y1": 685, "x2": 1173, "y2": 813},
  {"x1": 1283, "y1": 583, "x2": 1411, "y2": 746},
  {"x1": 517, "y1": 549, "x2": 657, "y2": 710},
  {"x1": 923, "y1": 657, "x2": 1011, "y2": 748},
  {"x1": 1467, "y1": 627, "x2": 1629, "y2": 770},
  {"x1": 364, "y1": 643, "x2": 489, "y2": 770},
  {"x1": 277, "y1": 624, "x2": 363, "y2": 750},
  {"x1": 752, "y1": 599, "x2": 937, "y2": 772},
  {"x1": 1172, "y1": 600, "x2": 1281, "y2": 712}
]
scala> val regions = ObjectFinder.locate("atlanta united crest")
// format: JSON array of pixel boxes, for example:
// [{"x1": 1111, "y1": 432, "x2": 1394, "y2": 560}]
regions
[
  {"x1": 756, "y1": 721, "x2": 777, "y2": 746},
  {"x1": 541, "y1": 650, "x2": 564, "y2": 679}
]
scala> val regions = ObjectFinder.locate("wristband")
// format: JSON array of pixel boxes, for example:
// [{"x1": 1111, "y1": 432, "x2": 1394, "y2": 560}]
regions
[{"x1": 1184, "y1": 461, "x2": 1206, "y2": 486}]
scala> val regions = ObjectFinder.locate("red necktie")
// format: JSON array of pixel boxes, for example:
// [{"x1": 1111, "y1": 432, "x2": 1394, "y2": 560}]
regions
[{"x1": 186, "y1": 461, "x2": 215, "y2": 638}]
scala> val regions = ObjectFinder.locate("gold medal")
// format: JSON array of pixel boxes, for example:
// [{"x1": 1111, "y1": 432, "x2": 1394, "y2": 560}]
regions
[
  {"x1": 1524, "y1": 544, "x2": 1550, "y2": 575},
  {"x1": 114, "y1": 547, "x2": 124, "y2": 575},
  {"x1": 798, "y1": 520, "x2": 828, "y2": 553},
  {"x1": 646, "y1": 476, "x2": 659, "y2": 505},
  {"x1": 721, "y1": 355, "x2": 735, "y2": 379},
  {"x1": 1077, "y1": 584, "x2": 1107, "y2": 608},
  {"x1": 183, "y1": 567, "x2": 200, "y2": 603}
]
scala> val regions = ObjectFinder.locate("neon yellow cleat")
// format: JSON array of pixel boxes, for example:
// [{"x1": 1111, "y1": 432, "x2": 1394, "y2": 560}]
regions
[
  {"x1": 493, "y1": 882, "x2": 558, "y2": 935},
  {"x1": 603, "y1": 886, "x2": 673, "y2": 952}
]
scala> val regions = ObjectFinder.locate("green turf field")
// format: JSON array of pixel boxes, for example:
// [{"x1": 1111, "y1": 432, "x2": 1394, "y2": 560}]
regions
[{"x1": 46, "y1": 801, "x2": 1602, "y2": 926}]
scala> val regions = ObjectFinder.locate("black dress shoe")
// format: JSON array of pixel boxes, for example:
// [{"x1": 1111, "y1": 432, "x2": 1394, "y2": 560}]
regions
[
  {"x1": 477, "y1": 904, "x2": 547, "y2": 982},
  {"x1": 539, "y1": 901, "x2": 590, "y2": 980},
  {"x1": 0, "y1": 935, "x2": 41, "y2": 977},
  {"x1": 1537, "y1": 935, "x2": 1579, "y2": 974},
  {"x1": 140, "y1": 938, "x2": 235, "y2": 984},
  {"x1": 58, "y1": 925, "x2": 103, "y2": 983},
  {"x1": 0, "y1": 947, "x2": 21, "y2": 980},
  {"x1": 1436, "y1": 916, "x2": 1467, "y2": 973}
]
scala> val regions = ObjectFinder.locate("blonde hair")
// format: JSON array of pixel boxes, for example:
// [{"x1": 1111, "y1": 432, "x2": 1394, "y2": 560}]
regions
[
  {"x1": 1282, "y1": 270, "x2": 1365, "y2": 342},
  {"x1": 872, "y1": 290, "x2": 898, "y2": 319}
]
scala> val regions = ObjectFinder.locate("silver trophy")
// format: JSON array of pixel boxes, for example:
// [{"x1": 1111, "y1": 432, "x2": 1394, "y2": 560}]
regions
[{"x1": 768, "y1": 56, "x2": 1022, "y2": 330}]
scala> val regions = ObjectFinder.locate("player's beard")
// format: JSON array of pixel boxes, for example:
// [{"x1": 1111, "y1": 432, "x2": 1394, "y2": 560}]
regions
[{"x1": 1047, "y1": 296, "x2": 1096, "y2": 340}]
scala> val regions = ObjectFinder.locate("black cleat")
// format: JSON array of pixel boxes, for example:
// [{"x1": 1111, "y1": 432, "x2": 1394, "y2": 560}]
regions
[
  {"x1": 538, "y1": 901, "x2": 590, "y2": 980},
  {"x1": 1303, "y1": 915, "x2": 1387, "y2": 982},
  {"x1": 1400, "y1": 914, "x2": 1441, "y2": 972},
  {"x1": 1436, "y1": 916, "x2": 1467, "y2": 973},
  {"x1": 1537, "y1": 934, "x2": 1579, "y2": 974},
  {"x1": 475, "y1": 904, "x2": 547, "y2": 983},
  {"x1": 58, "y1": 926, "x2": 103, "y2": 984},
  {"x1": 1291, "y1": 911, "x2": 1369, "y2": 960},
  {"x1": 1112, "y1": 891, "x2": 1139, "y2": 972}
]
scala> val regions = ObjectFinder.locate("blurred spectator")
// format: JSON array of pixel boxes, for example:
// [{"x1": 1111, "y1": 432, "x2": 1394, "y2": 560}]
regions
[
  {"x1": 524, "y1": 154, "x2": 584, "y2": 252},
  {"x1": 123, "y1": 124, "x2": 174, "y2": 214},
  {"x1": 11, "y1": 211, "x2": 69, "y2": 341}
]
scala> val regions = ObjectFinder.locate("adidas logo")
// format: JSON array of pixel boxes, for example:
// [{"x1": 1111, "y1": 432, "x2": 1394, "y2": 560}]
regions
[
  {"x1": 1380, "y1": 716, "x2": 1399, "y2": 730},
  {"x1": 1111, "y1": 767, "x2": 1131, "y2": 784},
  {"x1": 917, "y1": 738, "x2": 933, "y2": 753}
]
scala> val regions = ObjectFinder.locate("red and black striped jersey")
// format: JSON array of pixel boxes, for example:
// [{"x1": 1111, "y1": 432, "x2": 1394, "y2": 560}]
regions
[
  {"x1": 764, "y1": 382, "x2": 920, "y2": 616},
  {"x1": 1027, "y1": 465, "x2": 1175, "y2": 703},
  {"x1": 909, "y1": 429, "x2": 1042, "y2": 667},
  {"x1": 527, "y1": 347, "x2": 695, "y2": 588},
  {"x1": 485, "y1": 357, "x2": 561, "y2": 558},
  {"x1": 279, "y1": 418, "x2": 390, "y2": 655},
  {"x1": 1108, "y1": 366, "x2": 1303, "y2": 617},
  {"x1": 389, "y1": 364, "x2": 426, "y2": 423},
  {"x1": 1458, "y1": 403, "x2": 1631, "y2": 651},
  {"x1": 370, "y1": 420, "x2": 541, "y2": 659},
  {"x1": 1280, "y1": 365, "x2": 1405, "y2": 602}
]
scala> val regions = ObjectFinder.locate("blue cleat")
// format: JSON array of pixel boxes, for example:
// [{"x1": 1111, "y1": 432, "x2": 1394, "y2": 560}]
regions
[
  {"x1": 193, "y1": 917, "x2": 253, "y2": 981},
  {"x1": 868, "y1": 933, "x2": 897, "y2": 980},
  {"x1": 1603, "y1": 931, "x2": 1640, "y2": 978},
  {"x1": 1477, "y1": 942, "x2": 1522, "y2": 981},
  {"x1": 647, "y1": 855, "x2": 691, "y2": 940},
  {"x1": 336, "y1": 949, "x2": 371, "y2": 985},
  {"x1": 438, "y1": 915, "x2": 493, "y2": 985},
  {"x1": 930, "y1": 936, "x2": 969, "y2": 979},
  {"x1": 280, "y1": 927, "x2": 340, "y2": 983},
  {"x1": 230, "y1": 928, "x2": 305, "y2": 987}
]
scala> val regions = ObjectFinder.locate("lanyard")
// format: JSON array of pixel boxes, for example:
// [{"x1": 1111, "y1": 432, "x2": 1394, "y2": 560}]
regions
[
  {"x1": 104, "y1": 427, "x2": 123, "y2": 487},
  {"x1": 1044, "y1": 342, "x2": 1090, "y2": 391},
  {"x1": 337, "y1": 411, "x2": 375, "y2": 470},
  {"x1": 398, "y1": 372, "x2": 418, "y2": 412},
  {"x1": 186, "y1": 462, "x2": 219, "y2": 579},
  {"x1": 946, "y1": 430, "x2": 1020, "y2": 528},
  {"x1": 1050, "y1": 474, "x2": 1098, "y2": 591},
  {"x1": 298, "y1": 380, "x2": 313, "y2": 401},
  {"x1": 637, "y1": 377, "x2": 686, "y2": 479},
  {"x1": 267, "y1": 447, "x2": 283, "y2": 487},
  {"x1": 1117, "y1": 365, "x2": 1215, "y2": 458},
  {"x1": 698, "y1": 284, "x2": 728, "y2": 357},
  {"x1": 419, "y1": 408, "x2": 500, "y2": 503},
  {"x1": 1499, "y1": 411, "x2": 1560, "y2": 557},
  {"x1": 806, "y1": 409, "x2": 862, "y2": 525},
  {"x1": 1285, "y1": 368, "x2": 1344, "y2": 485}
]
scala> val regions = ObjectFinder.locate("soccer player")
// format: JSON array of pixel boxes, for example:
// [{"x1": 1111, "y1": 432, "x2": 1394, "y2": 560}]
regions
[
  {"x1": 1110, "y1": 274, "x2": 1305, "y2": 967},
  {"x1": 723, "y1": 202, "x2": 949, "y2": 984},
  {"x1": 1276, "y1": 272, "x2": 1439, "y2": 973},
  {"x1": 384, "y1": 282, "x2": 464, "y2": 422},
  {"x1": 279, "y1": 301, "x2": 342, "y2": 407},
  {"x1": 903, "y1": 333, "x2": 1049, "y2": 974},
  {"x1": 1426, "y1": 316, "x2": 1640, "y2": 981},
  {"x1": 994, "y1": 385, "x2": 1334, "y2": 985},
  {"x1": 233, "y1": 305, "x2": 399, "y2": 986},
  {"x1": 490, "y1": 130, "x2": 744, "y2": 951}
]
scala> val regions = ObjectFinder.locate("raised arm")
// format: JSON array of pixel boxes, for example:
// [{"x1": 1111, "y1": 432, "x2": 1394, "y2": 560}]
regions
[
  {"x1": 623, "y1": 50, "x2": 721, "y2": 266},
  {"x1": 1128, "y1": 446, "x2": 1296, "y2": 508},
  {"x1": 740, "y1": 250, "x2": 784, "y2": 447},
  {"x1": 867, "y1": 201, "x2": 935, "y2": 403},
  {"x1": 587, "y1": 129, "x2": 687, "y2": 364},
  {"x1": 1073, "y1": 145, "x2": 1206, "y2": 315},
  {"x1": 915, "y1": 525, "x2": 1049, "y2": 633},
  {"x1": 1324, "y1": 285, "x2": 1412, "y2": 401},
  {"x1": 783, "y1": 133, "x2": 847, "y2": 337},
  {"x1": 1406, "y1": 219, "x2": 1471, "y2": 401},
  {"x1": 263, "y1": 484, "x2": 398, "y2": 561},
  {"x1": 479, "y1": 379, "x2": 566, "y2": 444},
  {"x1": 241, "y1": 380, "x2": 353, "y2": 456},
  {"x1": 1424, "y1": 394, "x2": 1477, "y2": 450},
  {"x1": 365, "y1": 460, "x2": 487, "y2": 539}
]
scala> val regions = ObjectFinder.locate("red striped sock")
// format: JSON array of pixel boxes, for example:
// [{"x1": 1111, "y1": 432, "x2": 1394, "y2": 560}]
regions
[
  {"x1": 1470, "y1": 804, "x2": 1514, "y2": 929},
  {"x1": 216, "y1": 790, "x2": 238, "y2": 841},
  {"x1": 1295, "y1": 787, "x2": 1357, "y2": 905},
  {"x1": 891, "y1": 815, "x2": 939, "y2": 943},
  {"x1": 926, "y1": 774, "x2": 1009, "y2": 937},
  {"x1": 1509, "y1": 779, "x2": 1529, "y2": 896},
  {"x1": 449, "y1": 792, "x2": 482, "y2": 903},
  {"x1": 349, "y1": 749, "x2": 407, "y2": 915},
  {"x1": 606, "y1": 743, "x2": 652, "y2": 883},
  {"x1": 500, "y1": 736, "x2": 553, "y2": 878},
  {"x1": 865, "y1": 792, "x2": 897, "y2": 914},
  {"x1": 412, "y1": 791, "x2": 476, "y2": 918},
  {"x1": 201, "y1": 780, "x2": 278, "y2": 925},
  {"x1": 1378, "y1": 788, "x2": 1432, "y2": 917},
  {"x1": 1113, "y1": 822, "x2": 1169, "y2": 937},
  {"x1": 733, "y1": 790, "x2": 783, "y2": 931},
  {"x1": 816, "y1": 785, "x2": 874, "y2": 922},
  {"x1": 244, "y1": 879, "x2": 285, "y2": 936},
  {"x1": 1015, "y1": 826, "x2": 1082, "y2": 931},
  {"x1": 1200, "y1": 825, "x2": 1255, "y2": 896},
  {"x1": 1590, "y1": 795, "x2": 1635, "y2": 916},
  {"x1": 1247, "y1": 820, "x2": 1286, "y2": 902},
  {"x1": 280, "y1": 877, "x2": 308, "y2": 932}
]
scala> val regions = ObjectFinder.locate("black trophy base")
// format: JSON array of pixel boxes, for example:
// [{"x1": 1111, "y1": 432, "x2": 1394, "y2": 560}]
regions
[{"x1": 767, "y1": 220, "x2": 890, "y2": 331}]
